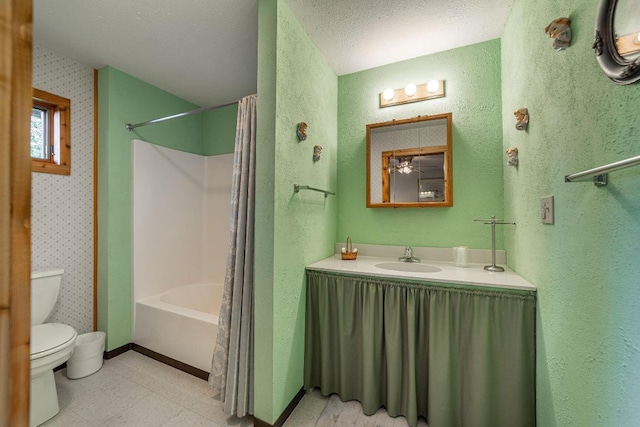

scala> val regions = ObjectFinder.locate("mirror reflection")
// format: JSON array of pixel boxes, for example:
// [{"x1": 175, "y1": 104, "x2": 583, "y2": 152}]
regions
[
  {"x1": 614, "y1": 0, "x2": 640, "y2": 59},
  {"x1": 367, "y1": 113, "x2": 452, "y2": 208}
]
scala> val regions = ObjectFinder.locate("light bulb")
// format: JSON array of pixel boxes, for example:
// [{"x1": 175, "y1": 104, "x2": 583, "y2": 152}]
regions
[
  {"x1": 426, "y1": 80, "x2": 440, "y2": 93},
  {"x1": 383, "y1": 88, "x2": 395, "y2": 101},
  {"x1": 404, "y1": 83, "x2": 417, "y2": 97}
]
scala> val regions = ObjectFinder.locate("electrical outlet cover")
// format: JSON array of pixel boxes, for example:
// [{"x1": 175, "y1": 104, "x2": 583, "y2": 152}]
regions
[{"x1": 541, "y1": 196, "x2": 554, "y2": 224}]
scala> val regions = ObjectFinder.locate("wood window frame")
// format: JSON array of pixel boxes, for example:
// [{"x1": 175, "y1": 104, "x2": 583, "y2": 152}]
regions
[{"x1": 31, "y1": 88, "x2": 70, "y2": 175}]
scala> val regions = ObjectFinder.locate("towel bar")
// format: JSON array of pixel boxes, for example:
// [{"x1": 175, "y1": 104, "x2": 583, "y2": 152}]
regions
[
  {"x1": 565, "y1": 154, "x2": 640, "y2": 186},
  {"x1": 293, "y1": 184, "x2": 335, "y2": 197}
]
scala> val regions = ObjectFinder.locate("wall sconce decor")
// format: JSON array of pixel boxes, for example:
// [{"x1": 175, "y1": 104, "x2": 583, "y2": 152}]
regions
[
  {"x1": 514, "y1": 108, "x2": 529, "y2": 130},
  {"x1": 313, "y1": 145, "x2": 322, "y2": 162},
  {"x1": 379, "y1": 80, "x2": 445, "y2": 108},
  {"x1": 544, "y1": 17, "x2": 572, "y2": 50},
  {"x1": 506, "y1": 147, "x2": 519, "y2": 166},
  {"x1": 296, "y1": 122, "x2": 308, "y2": 141}
]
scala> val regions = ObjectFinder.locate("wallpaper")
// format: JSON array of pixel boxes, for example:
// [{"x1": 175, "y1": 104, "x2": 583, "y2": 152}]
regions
[{"x1": 32, "y1": 44, "x2": 95, "y2": 334}]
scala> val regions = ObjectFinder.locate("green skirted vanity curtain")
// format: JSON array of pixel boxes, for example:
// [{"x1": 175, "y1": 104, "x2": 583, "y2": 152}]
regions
[
  {"x1": 209, "y1": 94, "x2": 257, "y2": 417},
  {"x1": 305, "y1": 271, "x2": 536, "y2": 427}
]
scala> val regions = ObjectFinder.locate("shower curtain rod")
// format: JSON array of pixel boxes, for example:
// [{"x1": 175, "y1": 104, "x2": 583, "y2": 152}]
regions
[{"x1": 125, "y1": 99, "x2": 239, "y2": 131}]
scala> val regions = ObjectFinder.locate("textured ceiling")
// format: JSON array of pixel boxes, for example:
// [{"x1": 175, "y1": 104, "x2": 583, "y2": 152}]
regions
[
  {"x1": 33, "y1": 0, "x2": 259, "y2": 107},
  {"x1": 33, "y1": 0, "x2": 515, "y2": 107},
  {"x1": 286, "y1": 0, "x2": 516, "y2": 76}
]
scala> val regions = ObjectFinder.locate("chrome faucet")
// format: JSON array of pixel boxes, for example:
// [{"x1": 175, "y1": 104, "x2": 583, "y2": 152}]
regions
[{"x1": 398, "y1": 246, "x2": 420, "y2": 262}]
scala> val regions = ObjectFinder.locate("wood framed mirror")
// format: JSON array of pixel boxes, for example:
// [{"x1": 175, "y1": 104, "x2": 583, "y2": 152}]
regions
[
  {"x1": 366, "y1": 113, "x2": 452, "y2": 208},
  {"x1": 594, "y1": 0, "x2": 640, "y2": 84}
]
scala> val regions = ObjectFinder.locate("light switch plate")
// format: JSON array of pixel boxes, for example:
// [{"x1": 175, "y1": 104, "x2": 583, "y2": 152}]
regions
[{"x1": 541, "y1": 196, "x2": 554, "y2": 224}]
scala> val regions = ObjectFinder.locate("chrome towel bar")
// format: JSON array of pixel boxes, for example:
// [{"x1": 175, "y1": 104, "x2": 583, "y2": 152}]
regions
[
  {"x1": 565, "y1": 154, "x2": 640, "y2": 186},
  {"x1": 293, "y1": 184, "x2": 335, "y2": 198}
]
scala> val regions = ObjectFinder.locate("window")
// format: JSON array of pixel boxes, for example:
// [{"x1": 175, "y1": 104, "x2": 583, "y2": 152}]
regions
[{"x1": 31, "y1": 88, "x2": 71, "y2": 175}]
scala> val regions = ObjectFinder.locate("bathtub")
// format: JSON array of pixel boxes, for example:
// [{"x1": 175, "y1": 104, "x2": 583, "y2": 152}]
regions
[{"x1": 133, "y1": 283, "x2": 224, "y2": 372}]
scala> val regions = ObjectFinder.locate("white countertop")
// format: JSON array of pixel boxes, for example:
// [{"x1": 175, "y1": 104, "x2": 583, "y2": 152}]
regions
[{"x1": 306, "y1": 255, "x2": 536, "y2": 292}]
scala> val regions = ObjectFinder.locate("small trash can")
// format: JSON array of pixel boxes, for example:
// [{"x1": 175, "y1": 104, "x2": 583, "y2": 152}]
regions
[{"x1": 66, "y1": 331, "x2": 106, "y2": 379}]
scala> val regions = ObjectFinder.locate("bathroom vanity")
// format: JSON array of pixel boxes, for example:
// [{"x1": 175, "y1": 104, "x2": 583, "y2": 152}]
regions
[{"x1": 304, "y1": 249, "x2": 536, "y2": 427}]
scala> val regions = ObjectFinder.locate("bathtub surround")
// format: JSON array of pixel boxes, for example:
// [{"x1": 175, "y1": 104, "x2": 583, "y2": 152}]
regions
[
  {"x1": 132, "y1": 141, "x2": 207, "y2": 299},
  {"x1": 204, "y1": 153, "x2": 238, "y2": 284},
  {"x1": 134, "y1": 283, "x2": 223, "y2": 372},
  {"x1": 210, "y1": 95, "x2": 257, "y2": 417},
  {"x1": 32, "y1": 44, "x2": 95, "y2": 334},
  {"x1": 97, "y1": 67, "x2": 237, "y2": 351},
  {"x1": 132, "y1": 139, "x2": 233, "y2": 371},
  {"x1": 131, "y1": 140, "x2": 233, "y2": 299}
]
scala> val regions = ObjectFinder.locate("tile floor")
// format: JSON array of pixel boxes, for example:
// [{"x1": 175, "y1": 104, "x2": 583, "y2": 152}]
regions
[
  {"x1": 310, "y1": 395, "x2": 427, "y2": 427},
  {"x1": 43, "y1": 350, "x2": 422, "y2": 426}
]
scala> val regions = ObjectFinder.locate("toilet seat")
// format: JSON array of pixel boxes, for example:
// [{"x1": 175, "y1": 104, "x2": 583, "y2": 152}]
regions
[{"x1": 31, "y1": 323, "x2": 77, "y2": 360}]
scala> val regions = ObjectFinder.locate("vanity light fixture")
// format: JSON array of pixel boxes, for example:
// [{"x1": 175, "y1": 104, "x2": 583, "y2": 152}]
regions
[
  {"x1": 379, "y1": 80, "x2": 445, "y2": 108},
  {"x1": 404, "y1": 83, "x2": 417, "y2": 97},
  {"x1": 383, "y1": 88, "x2": 395, "y2": 101},
  {"x1": 426, "y1": 80, "x2": 440, "y2": 93}
]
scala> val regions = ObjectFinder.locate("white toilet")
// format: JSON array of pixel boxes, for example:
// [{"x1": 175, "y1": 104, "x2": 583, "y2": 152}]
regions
[{"x1": 30, "y1": 269, "x2": 77, "y2": 427}]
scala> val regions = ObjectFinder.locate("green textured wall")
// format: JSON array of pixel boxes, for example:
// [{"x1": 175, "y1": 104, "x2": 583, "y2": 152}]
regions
[
  {"x1": 501, "y1": 1, "x2": 640, "y2": 425},
  {"x1": 337, "y1": 40, "x2": 504, "y2": 250},
  {"x1": 255, "y1": 0, "x2": 277, "y2": 420},
  {"x1": 255, "y1": 0, "x2": 338, "y2": 423},
  {"x1": 203, "y1": 103, "x2": 238, "y2": 155},
  {"x1": 97, "y1": 66, "x2": 203, "y2": 350}
]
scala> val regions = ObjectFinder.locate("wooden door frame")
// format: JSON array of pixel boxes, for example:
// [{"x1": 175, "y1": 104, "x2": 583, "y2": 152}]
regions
[{"x1": 1, "y1": 1, "x2": 33, "y2": 426}]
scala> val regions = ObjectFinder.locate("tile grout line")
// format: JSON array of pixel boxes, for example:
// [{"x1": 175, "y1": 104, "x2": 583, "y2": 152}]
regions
[
  {"x1": 110, "y1": 355, "x2": 232, "y2": 425},
  {"x1": 108, "y1": 360, "x2": 202, "y2": 416}
]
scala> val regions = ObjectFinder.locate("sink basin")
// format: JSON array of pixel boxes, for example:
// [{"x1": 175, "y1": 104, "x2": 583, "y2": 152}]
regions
[{"x1": 375, "y1": 262, "x2": 442, "y2": 273}]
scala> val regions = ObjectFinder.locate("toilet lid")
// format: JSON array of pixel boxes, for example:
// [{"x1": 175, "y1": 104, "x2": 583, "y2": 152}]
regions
[{"x1": 31, "y1": 323, "x2": 77, "y2": 359}]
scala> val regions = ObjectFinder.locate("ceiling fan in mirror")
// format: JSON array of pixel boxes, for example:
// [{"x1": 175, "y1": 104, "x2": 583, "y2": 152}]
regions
[
  {"x1": 390, "y1": 157, "x2": 417, "y2": 174},
  {"x1": 389, "y1": 156, "x2": 441, "y2": 175}
]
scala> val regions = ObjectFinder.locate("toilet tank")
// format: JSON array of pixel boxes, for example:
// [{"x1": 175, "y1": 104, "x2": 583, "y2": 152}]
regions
[{"x1": 31, "y1": 269, "x2": 64, "y2": 326}]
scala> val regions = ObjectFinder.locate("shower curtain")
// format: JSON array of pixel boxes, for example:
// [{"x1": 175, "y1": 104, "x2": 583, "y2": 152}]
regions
[{"x1": 209, "y1": 94, "x2": 256, "y2": 417}]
